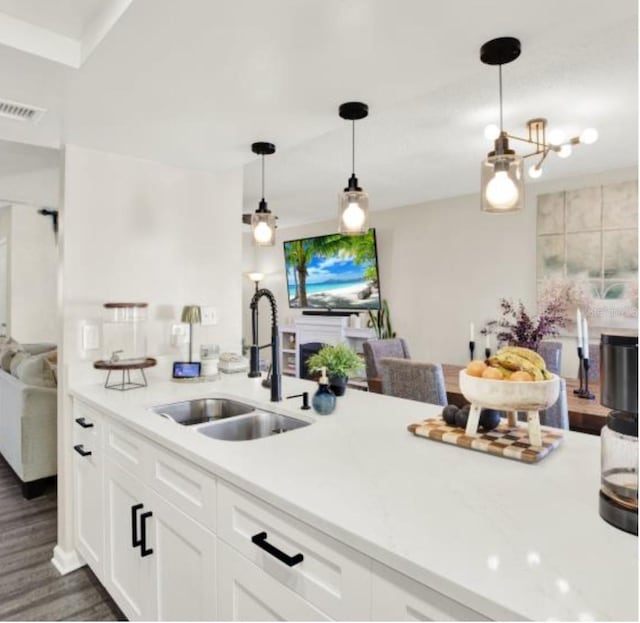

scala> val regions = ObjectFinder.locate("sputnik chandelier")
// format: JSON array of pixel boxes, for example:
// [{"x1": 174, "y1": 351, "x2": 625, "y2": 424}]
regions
[{"x1": 480, "y1": 36, "x2": 598, "y2": 213}]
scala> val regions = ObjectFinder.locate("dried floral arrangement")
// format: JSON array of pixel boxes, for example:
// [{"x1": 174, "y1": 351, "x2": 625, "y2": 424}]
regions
[{"x1": 482, "y1": 298, "x2": 567, "y2": 351}]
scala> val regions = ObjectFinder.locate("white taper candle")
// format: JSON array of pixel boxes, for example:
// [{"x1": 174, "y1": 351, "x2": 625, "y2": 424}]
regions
[
  {"x1": 470, "y1": 322, "x2": 475, "y2": 342},
  {"x1": 576, "y1": 308, "x2": 583, "y2": 347}
]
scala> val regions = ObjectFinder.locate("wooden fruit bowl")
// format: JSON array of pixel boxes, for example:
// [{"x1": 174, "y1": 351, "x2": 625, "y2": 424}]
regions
[{"x1": 458, "y1": 369, "x2": 560, "y2": 411}]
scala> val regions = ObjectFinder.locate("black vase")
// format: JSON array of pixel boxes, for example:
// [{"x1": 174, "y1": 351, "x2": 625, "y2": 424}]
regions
[{"x1": 329, "y1": 376, "x2": 348, "y2": 396}]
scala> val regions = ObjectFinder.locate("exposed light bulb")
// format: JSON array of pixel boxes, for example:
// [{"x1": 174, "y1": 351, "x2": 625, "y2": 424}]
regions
[
  {"x1": 528, "y1": 164, "x2": 543, "y2": 179},
  {"x1": 548, "y1": 129, "x2": 566, "y2": 146},
  {"x1": 558, "y1": 144, "x2": 572, "y2": 159},
  {"x1": 341, "y1": 201, "x2": 366, "y2": 230},
  {"x1": 253, "y1": 221, "x2": 273, "y2": 244},
  {"x1": 485, "y1": 171, "x2": 519, "y2": 210},
  {"x1": 484, "y1": 124, "x2": 500, "y2": 140},
  {"x1": 579, "y1": 128, "x2": 599, "y2": 144}
]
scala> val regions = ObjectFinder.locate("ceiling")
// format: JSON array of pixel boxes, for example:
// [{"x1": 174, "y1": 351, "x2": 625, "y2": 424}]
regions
[
  {"x1": 0, "y1": 0, "x2": 107, "y2": 39},
  {"x1": 0, "y1": 0, "x2": 636, "y2": 226}
]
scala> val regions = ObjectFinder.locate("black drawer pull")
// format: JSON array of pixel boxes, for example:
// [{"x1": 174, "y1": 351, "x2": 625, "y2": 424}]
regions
[
  {"x1": 131, "y1": 504, "x2": 143, "y2": 548},
  {"x1": 251, "y1": 531, "x2": 304, "y2": 567},
  {"x1": 73, "y1": 444, "x2": 92, "y2": 457},
  {"x1": 140, "y1": 511, "x2": 154, "y2": 557},
  {"x1": 75, "y1": 417, "x2": 94, "y2": 429}
]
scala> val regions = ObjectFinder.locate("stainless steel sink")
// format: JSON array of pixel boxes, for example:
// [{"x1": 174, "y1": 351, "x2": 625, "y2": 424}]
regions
[
  {"x1": 195, "y1": 411, "x2": 310, "y2": 441},
  {"x1": 150, "y1": 398, "x2": 255, "y2": 426}
]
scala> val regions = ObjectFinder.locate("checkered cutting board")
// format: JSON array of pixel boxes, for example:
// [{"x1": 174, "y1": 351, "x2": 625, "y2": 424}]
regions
[{"x1": 407, "y1": 418, "x2": 563, "y2": 463}]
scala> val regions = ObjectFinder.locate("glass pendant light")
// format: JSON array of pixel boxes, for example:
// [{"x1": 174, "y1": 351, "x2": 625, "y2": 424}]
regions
[
  {"x1": 480, "y1": 37, "x2": 524, "y2": 213},
  {"x1": 250, "y1": 142, "x2": 277, "y2": 246},
  {"x1": 338, "y1": 102, "x2": 369, "y2": 234}
]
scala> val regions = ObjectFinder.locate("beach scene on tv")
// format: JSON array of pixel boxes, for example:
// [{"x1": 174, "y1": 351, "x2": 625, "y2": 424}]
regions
[{"x1": 284, "y1": 230, "x2": 380, "y2": 310}]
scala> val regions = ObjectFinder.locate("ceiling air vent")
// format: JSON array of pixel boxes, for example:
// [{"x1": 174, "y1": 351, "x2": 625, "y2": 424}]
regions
[{"x1": 0, "y1": 98, "x2": 47, "y2": 124}]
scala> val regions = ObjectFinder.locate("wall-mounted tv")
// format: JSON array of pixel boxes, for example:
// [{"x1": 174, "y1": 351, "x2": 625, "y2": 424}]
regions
[{"x1": 284, "y1": 229, "x2": 381, "y2": 310}]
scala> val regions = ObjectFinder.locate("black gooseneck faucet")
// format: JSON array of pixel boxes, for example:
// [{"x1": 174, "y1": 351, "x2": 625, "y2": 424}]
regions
[{"x1": 249, "y1": 288, "x2": 281, "y2": 402}]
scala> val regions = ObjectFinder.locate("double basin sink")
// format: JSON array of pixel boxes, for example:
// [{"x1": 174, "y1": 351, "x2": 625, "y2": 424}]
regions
[{"x1": 150, "y1": 398, "x2": 311, "y2": 442}]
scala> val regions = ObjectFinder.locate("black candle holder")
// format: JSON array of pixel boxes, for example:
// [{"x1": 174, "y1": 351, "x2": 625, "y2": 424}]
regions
[
  {"x1": 580, "y1": 357, "x2": 595, "y2": 400},
  {"x1": 574, "y1": 346, "x2": 585, "y2": 395},
  {"x1": 484, "y1": 347, "x2": 491, "y2": 360},
  {"x1": 469, "y1": 340, "x2": 476, "y2": 361}
]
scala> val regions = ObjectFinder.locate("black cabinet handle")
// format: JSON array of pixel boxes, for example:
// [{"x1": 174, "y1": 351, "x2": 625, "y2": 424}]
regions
[
  {"x1": 251, "y1": 531, "x2": 304, "y2": 567},
  {"x1": 73, "y1": 444, "x2": 92, "y2": 457},
  {"x1": 75, "y1": 417, "x2": 94, "y2": 429},
  {"x1": 140, "y1": 511, "x2": 154, "y2": 557},
  {"x1": 131, "y1": 504, "x2": 143, "y2": 548}
]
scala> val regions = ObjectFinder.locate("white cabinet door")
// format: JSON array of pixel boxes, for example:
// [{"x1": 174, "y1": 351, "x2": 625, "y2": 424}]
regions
[
  {"x1": 104, "y1": 458, "x2": 155, "y2": 621},
  {"x1": 73, "y1": 403, "x2": 104, "y2": 575},
  {"x1": 371, "y1": 563, "x2": 489, "y2": 621},
  {"x1": 217, "y1": 540, "x2": 330, "y2": 621},
  {"x1": 146, "y1": 488, "x2": 216, "y2": 621}
]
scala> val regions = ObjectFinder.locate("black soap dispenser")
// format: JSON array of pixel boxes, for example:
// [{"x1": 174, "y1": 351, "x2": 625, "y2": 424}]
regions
[{"x1": 312, "y1": 366, "x2": 336, "y2": 415}]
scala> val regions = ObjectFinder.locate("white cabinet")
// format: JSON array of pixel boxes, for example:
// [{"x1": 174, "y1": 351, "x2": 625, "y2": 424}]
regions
[
  {"x1": 147, "y1": 487, "x2": 216, "y2": 621},
  {"x1": 104, "y1": 458, "x2": 154, "y2": 620},
  {"x1": 217, "y1": 539, "x2": 329, "y2": 621},
  {"x1": 217, "y1": 481, "x2": 371, "y2": 620},
  {"x1": 73, "y1": 402, "x2": 104, "y2": 575},
  {"x1": 371, "y1": 563, "x2": 488, "y2": 622},
  {"x1": 103, "y1": 456, "x2": 217, "y2": 621}
]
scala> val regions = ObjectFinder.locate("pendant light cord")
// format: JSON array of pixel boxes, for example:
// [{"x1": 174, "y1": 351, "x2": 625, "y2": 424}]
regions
[
  {"x1": 499, "y1": 64, "x2": 503, "y2": 134},
  {"x1": 261, "y1": 154, "x2": 265, "y2": 200},
  {"x1": 352, "y1": 120, "x2": 356, "y2": 176}
]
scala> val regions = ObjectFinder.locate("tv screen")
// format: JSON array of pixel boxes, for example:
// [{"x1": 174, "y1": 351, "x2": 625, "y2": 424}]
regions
[{"x1": 284, "y1": 229, "x2": 381, "y2": 310}]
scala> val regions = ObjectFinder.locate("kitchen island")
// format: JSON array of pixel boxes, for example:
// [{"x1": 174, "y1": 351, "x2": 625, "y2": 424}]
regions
[{"x1": 68, "y1": 373, "x2": 637, "y2": 621}]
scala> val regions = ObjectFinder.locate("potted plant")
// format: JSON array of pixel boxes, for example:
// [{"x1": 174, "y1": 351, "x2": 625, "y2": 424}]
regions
[
  {"x1": 306, "y1": 343, "x2": 362, "y2": 396},
  {"x1": 367, "y1": 299, "x2": 396, "y2": 339}
]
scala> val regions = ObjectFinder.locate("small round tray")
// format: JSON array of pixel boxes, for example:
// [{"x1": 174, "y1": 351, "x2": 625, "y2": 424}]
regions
[{"x1": 94, "y1": 357, "x2": 157, "y2": 371}]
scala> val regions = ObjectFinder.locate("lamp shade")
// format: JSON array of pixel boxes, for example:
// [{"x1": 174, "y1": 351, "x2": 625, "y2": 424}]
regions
[
  {"x1": 251, "y1": 210, "x2": 276, "y2": 246},
  {"x1": 246, "y1": 272, "x2": 264, "y2": 283},
  {"x1": 480, "y1": 153, "x2": 524, "y2": 213},
  {"x1": 181, "y1": 305, "x2": 202, "y2": 324},
  {"x1": 338, "y1": 189, "x2": 369, "y2": 234}
]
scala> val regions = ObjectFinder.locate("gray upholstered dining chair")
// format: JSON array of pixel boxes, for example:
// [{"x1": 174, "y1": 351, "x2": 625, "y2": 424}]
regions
[
  {"x1": 363, "y1": 338, "x2": 411, "y2": 393},
  {"x1": 517, "y1": 378, "x2": 569, "y2": 430},
  {"x1": 379, "y1": 357, "x2": 447, "y2": 406},
  {"x1": 538, "y1": 341, "x2": 563, "y2": 375}
]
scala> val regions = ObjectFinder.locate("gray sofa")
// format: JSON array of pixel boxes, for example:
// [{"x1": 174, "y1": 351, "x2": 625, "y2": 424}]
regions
[{"x1": 0, "y1": 342, "x2": 57, "y2": 498}]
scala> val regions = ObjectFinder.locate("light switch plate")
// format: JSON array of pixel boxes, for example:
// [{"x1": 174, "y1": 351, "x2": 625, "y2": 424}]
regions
[
  {"x1": 81, "y1": 323, "x2": 100, "y2": 350},
  {"x1": 200, "y1": 306, "x2": 218, "y2": 326},
  {"x1": 171, "y1": 323, "x2": 189, "y2": 346}
]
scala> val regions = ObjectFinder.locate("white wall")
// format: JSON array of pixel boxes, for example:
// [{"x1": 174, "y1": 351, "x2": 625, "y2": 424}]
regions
[
  {"x1": 9, "y1": 204, "x2": 58, "y2": 343},
  {"x1": 0, "y1": 202, "x2": 58, "y2": 342},
  {"x1": 243, "y1": 167, "x2": 637, "y2": 377},
  {"x1": 0, "y1": 166, "x2": 60, "y2": 208},
  {"x1": 55, "y1": 145, "x2": 244, "y2": 567}
]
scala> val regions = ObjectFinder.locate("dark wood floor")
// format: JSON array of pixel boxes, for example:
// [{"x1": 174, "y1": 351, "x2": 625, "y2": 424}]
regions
[{"x1": 0, "y1": 455, "x2": 125, "y2": 621}]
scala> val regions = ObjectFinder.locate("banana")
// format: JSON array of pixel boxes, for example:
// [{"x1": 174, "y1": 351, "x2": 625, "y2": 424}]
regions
[
  {"x1": 499, "y1": 346, "x2": 546, "y2": 372},
  {"x1": 492, "y1": 352, "x2": 545, "y2": 381}
]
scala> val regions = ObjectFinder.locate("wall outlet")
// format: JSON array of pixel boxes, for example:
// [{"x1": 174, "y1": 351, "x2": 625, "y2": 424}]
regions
[
  {"x1": 171, "y1": 323, "x2": 189, "y2": 346},
  {"x1": 81, "y1": 323, "x2": 100, "y2": 351},
  {"x1": 200, "y1": 306, "x2": 218, "y2": 326}
]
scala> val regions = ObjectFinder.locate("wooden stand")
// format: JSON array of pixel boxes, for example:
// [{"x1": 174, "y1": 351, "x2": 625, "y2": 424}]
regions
[{"x1": 94, "y1": 358, "x2": 157, "y2": 391}]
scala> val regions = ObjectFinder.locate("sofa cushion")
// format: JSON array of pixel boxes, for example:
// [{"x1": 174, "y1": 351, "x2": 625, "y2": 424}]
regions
[
  {"x1": 1, "y1": 343, "x2": 24, "y2": 372},
  {"x1": 23, "y1": 343, "x2": 57, "y2": 356},
  {"x1": 16, "y1": 353, "x2": 57, "y2": 388},
  {"x1": 44, "y1": 350, "x2": 58, "y2": 385},
  {"x1": 10, "y1": 351, "x2": 30, "y2": 376}
]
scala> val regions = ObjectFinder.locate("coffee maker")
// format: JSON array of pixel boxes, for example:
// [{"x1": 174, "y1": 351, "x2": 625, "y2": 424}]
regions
[{"x1": 599, "y1": 332, "x2": 638, "y2": 535}]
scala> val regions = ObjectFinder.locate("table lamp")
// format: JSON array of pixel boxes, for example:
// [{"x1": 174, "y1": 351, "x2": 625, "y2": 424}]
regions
[{"x1": 181, "y1": 305, "x2": 201, "y2": 362}]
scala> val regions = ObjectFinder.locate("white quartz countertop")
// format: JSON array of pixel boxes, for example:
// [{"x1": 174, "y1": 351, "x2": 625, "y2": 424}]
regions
[{"x1": 70, "y1": 374, "x2": 638, "y2": 621}]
